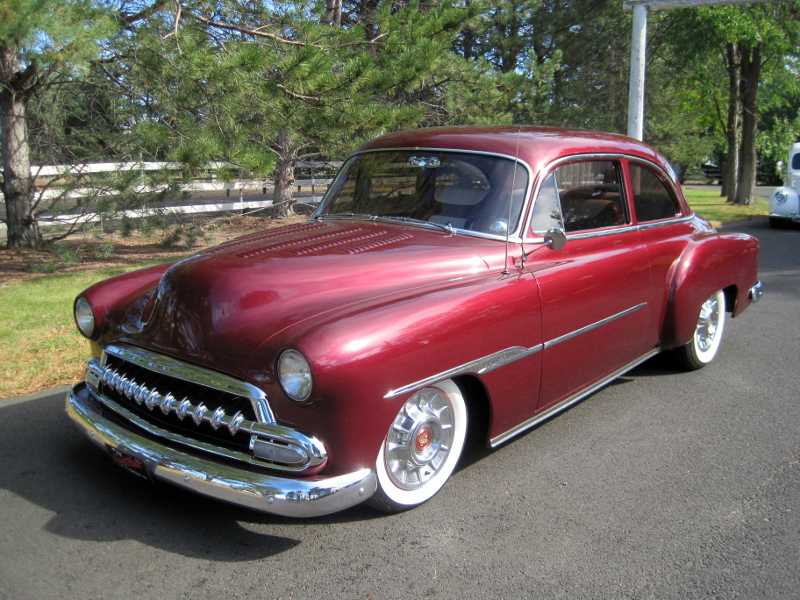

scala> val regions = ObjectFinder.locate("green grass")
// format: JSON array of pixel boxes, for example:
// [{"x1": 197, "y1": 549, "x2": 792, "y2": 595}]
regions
[
  {"x1": 683, "y1": 188, "x2": 768, "y2": 226},
  {"x1": 0, "y1": 262, "x2": 170, "y2": 398}
]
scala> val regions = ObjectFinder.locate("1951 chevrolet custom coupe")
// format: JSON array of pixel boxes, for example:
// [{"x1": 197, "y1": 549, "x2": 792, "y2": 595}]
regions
[{"x1": 67, "y1": 126, "x2": 762, "y2": 517}]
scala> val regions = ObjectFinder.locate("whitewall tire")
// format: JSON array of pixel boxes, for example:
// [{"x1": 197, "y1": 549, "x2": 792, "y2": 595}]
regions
[
  {"x1": 674, "y1": 290, "x2": 726, "y2": 370},
  {"x1": 369, "y1": 379, "x2": 468, "y2": 512}
]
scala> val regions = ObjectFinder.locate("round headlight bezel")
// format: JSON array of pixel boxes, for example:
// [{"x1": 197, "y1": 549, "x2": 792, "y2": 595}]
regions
[
  {"x1": 774, "y1": 190, "x2": 788, "y2": 205},
  {"x1": 74, "y1": 296, "x2": 96, "y2": 339},
  {"x1": 278, "y1": 349, "x2": 313, "y2": 402}
]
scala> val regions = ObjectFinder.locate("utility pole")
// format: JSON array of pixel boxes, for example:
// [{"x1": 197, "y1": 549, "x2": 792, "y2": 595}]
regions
[{"x1": 623, "y1": 0, "x2": 775, "y2": 141}]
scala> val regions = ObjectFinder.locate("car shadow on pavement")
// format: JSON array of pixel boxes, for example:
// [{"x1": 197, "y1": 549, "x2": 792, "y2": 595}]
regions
[{"x1": 0, "y1": 389, "x2": 385, "y2": 558}]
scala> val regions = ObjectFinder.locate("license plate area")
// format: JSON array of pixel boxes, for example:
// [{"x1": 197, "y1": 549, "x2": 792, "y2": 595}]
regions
[{"x1": 106, "y1": 445, "x2": 153, "y2": 482}]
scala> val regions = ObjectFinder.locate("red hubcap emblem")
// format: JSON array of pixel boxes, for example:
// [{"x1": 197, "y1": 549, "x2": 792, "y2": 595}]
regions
[{"x1": 415, "y1": 427, "x2": 432, "y2": 452}]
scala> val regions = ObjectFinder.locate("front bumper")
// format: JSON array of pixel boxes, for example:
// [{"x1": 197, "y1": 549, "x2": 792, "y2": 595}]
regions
[
  {"x1": 66, "y1": 383, "x2": 377, "y2": 517},
  {"x1": 769, "y1": 212, "x2": 800, "y2": 223}
]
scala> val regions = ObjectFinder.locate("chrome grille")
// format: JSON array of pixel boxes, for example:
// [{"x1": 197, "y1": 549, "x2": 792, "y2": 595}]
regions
[
  {"x1": 98, "y1": 354, "x2": 255, "y2": 451},
  {"x1": 84, "y1": 344, "x2": 327, "y2": 472}
]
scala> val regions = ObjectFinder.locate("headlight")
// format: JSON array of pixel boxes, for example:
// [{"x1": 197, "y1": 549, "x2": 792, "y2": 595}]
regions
[
  {"x1": 74, "y1": 297, "x2": 95, "y2": 338},
  {"x1": 278, "y1": 349, "x2": 313, "y2": 402},
  {"x1": 774, "y1": 190, "x2": 788, "y2": 205}
]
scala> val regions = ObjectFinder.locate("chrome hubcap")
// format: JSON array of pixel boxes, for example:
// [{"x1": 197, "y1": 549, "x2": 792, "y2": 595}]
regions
[
  {"x1": 696, "y1": 296, "x2": 720, "y2": 352},
  {"x1": 384, "y1": 387, "x2": 455, "y2": 491}
]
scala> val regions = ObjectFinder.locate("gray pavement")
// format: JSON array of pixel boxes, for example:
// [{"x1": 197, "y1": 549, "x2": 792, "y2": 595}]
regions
[{"x1": 0, "y1": 217, "x2": 798, "y2": 599}]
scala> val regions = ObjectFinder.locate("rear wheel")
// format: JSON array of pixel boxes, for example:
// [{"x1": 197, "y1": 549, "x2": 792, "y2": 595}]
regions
[
  {"x1": 673, "y1": 290, "x2": 726, "y2": 370},
  {"x1": 369, "y1": 379, "x2": 467, "y2": 512}
]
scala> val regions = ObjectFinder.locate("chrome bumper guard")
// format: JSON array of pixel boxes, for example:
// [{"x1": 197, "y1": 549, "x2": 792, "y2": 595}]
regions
[
  {"x1": 769, "y1": 212, "x2": 800, "y2": 223},
  {"x1": 749, "y1": 280, "x2": 763, "y2": 303},
  {"x1": 67, "y1": 383, "x2": 377, "y2": 517}
]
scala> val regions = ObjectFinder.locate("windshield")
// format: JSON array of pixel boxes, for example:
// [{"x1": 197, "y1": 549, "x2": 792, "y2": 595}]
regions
[{"x1": 316, "y1": 150, "x2": 530, "y2": 236}]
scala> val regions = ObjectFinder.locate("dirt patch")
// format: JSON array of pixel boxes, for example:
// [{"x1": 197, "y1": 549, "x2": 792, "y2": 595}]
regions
[{"x1": 0, "y1": 214, "x2": 306, "y2": 286}]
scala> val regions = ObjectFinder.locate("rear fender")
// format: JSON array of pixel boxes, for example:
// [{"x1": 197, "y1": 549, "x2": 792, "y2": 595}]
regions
[{"x1": 660, "y1": 233, "x2": 759, "y2": 350}]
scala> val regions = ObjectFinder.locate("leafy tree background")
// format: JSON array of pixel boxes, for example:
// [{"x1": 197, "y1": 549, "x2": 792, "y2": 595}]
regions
[{"x1": 2, "y1": 0, "x2": 799, "y2": 247}]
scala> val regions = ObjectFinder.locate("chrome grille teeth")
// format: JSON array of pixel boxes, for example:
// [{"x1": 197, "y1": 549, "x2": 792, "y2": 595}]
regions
[
  {"x1": 176, "y1": 398, "x2": 191, "y2": 420},
  {"x1": 210, "y1": 406, "x2": 226, "y2": 430},
  {"x1": 99, "y1": 364, "x2": 254, "y2": 438},
  {"x1": 228, "y1": 412, "x2": 244, "y2": 436},
  {"x1": 134, "y1": 384, "x2": 149, "y2": 405},
  {"x1": 145, "y1": 389, "x2": 161, "y2": 411},
  {"x1": 160, "y1": 393, "x2": 177, "y2": 415},
  {"x1": 192, "y1": 402, "x2": 208, "y2": 426},
  {"x1": 109, "y1": 370, "x2": 121, "y2": 391},
  {"x1": 101, "y1": 368, "x2": 116, "y2": 388}
]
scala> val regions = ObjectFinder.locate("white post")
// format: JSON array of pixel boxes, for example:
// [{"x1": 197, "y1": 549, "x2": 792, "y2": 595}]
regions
[{"x1": 627, "y1": 2, "x2": 648, "y2": 140}]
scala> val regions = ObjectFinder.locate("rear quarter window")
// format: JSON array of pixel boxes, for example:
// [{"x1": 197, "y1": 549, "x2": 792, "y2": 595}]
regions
[{"x1": 629, "y1": 164, "x2": 681, "y2": 223}]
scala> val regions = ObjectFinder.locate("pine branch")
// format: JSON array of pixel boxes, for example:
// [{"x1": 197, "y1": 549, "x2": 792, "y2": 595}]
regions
[{"x1": 190, "y1": 13, "x2": 323, "y2": 48}]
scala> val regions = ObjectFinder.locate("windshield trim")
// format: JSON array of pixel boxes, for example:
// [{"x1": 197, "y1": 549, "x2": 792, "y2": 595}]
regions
[{"x1": 312, "y1": 148, "x2": 534, "y2": 241}]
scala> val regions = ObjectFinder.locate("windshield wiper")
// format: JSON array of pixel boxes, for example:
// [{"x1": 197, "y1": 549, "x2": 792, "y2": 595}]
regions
[
  {"x1": 316, "y1": 212, "x2": 376, "y2": 221},
  {"x1": 378, "y1": 215, "x2": 456, "y2": 234},
  {"x1": 316, "y1": 213, "x2": 456, "y2": 235}
]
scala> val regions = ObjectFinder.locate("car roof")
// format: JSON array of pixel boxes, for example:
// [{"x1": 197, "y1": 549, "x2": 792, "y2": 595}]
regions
[{"x1": 359, "y1": 126, "x2": 670, "y2": 177}]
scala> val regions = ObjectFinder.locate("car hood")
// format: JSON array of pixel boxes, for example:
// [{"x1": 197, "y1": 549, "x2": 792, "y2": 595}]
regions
[{"x1": 122, "y1": 220, "x2": 494, "y2": 378}]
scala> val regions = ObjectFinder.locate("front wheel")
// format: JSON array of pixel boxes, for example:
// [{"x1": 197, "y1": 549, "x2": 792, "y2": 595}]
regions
[
  {"x1": 369, "y1": 379, "x2": 467, "y2": 513},
  {"x1": 673, "y1": 290, "x2": 726, "y2": 370}
]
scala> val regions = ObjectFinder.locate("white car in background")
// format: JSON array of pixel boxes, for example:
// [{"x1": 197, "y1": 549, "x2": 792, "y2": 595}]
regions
[{"x1": 769, "y1": 142, "x2": 800, "y2": 228}]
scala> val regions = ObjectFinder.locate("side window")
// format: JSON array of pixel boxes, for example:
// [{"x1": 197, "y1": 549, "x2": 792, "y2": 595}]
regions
[
  {"x1": 530, "y1": 173, "x2": 564, "y2": 233},
  {"x1": 629, "y1": 164, "x2": 681, "y2": 222},
  {"x1": 554, "y1": 161, "x2": 626, "y2": 232}
]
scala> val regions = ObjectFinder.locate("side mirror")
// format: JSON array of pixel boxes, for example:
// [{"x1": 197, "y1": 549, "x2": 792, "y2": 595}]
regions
[{"x1": 543, "y1": 228, "x2": 567, "y2": 251}]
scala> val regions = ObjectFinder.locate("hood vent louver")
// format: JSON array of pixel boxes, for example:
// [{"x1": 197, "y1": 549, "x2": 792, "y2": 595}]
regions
[
  {"x1": 290, "y1": 230, "x2": 392, "y2": 255},
  {"x1": 341, "y1": 233, "x2": 413, "y2": 254},
  {"x1": 213, "y1": 222, "x2": 326, "y2": 255}
]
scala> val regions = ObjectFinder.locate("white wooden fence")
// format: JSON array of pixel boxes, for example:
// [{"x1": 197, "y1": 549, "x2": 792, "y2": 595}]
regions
[{"x1": 0, "y1": 160, "x2": 341, "y2": 231}]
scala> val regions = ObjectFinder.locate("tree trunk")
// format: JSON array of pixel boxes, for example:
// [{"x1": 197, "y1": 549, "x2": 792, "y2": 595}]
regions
[
  {"x1": 722, "y1": 43, "x2": 739, "y2": 202},
  {"x1": 1, "y1": 44, "x2": 42, "y2": 248},
  {"x1": 272, "y1": 131, "x2": 297, "y2": 218},
  {"x1": 734, "y1": 43, "x2": 761, "y2": 206},
  {"x1": 322, "y1": 0, "x2": 342, "y2": 25}
]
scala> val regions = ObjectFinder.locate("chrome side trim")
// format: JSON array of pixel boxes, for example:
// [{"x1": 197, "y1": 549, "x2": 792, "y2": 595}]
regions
[
  {"x1": 384, "y1": 344, "x2": 544, "y2": 399},
  {"x1": 523, "y1": 215, "x2": 694, "y2": 244},
  {"x1": 490, "y1": 348, "x2": 660, "y2": 447},
  {"x1": 385, "y1": 303, "x2": 647, "y2": 399},
  {"x1": 564, "y1": 225, "x2": 640, "y2": 239},
  {"x1": 635, "y1": 215, "x2": 694, "y2": 230},
  {"x1": 104, "y1": 344, "x2": 275, "y2": 424},
  {"x1": 544, "y1": 303, "x2": 647, "y2": 349},
  {"x1": 67, "y1": 384, "x2": 376, "y2": 518}
]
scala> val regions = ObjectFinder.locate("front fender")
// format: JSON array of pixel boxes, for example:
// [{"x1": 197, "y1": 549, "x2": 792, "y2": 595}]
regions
[
  {"x1": 769, "y1": 186, "x2": 800, "y2": 218},
  {"x1": 661, "y1": 232, "x2": 759, "y2": 350},
  {"x1": 246, "y1": 271, "x2": 543, "y2": 474},
  {"x1": 78, "y1": 262, "x2": 174, "y2": 343}
]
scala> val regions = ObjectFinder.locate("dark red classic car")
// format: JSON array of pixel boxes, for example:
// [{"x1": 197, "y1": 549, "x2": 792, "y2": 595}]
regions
[{"x1": 67, "y1": 126, "x2": 762, "y2": 517}]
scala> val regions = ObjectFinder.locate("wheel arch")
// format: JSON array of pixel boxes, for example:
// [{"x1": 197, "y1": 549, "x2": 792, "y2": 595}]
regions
[
  {"x1": 453, "y1": 374, "x2": 492, "y2": 448},
  {"x1": 659, "y1": 233, "x2": 758, "y2": 350}
]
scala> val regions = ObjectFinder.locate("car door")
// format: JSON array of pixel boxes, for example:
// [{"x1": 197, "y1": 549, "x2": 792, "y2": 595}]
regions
[{"x1": 524, "y1": 159, "x2": 656, "y2": 413}]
